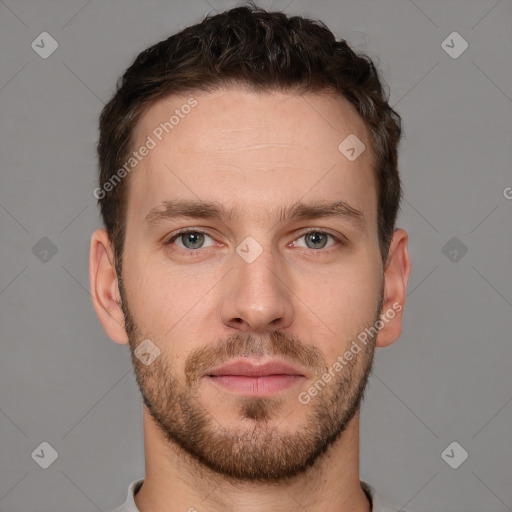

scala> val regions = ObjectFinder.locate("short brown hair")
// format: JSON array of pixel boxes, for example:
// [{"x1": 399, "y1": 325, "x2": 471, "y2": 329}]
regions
[{"x1": 97, "y1": 2, "x2": 402, "y2": 275}]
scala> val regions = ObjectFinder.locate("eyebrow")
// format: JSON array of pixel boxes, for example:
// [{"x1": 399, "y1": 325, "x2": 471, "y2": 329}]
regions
[{"x1": 144, "y1": 198, "x2": 365, "y2": 230}]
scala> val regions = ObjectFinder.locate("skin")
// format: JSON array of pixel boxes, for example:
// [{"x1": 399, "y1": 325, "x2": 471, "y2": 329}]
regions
[{"x1": 90, "y1": 87, "x2": 411, "y2": 512}]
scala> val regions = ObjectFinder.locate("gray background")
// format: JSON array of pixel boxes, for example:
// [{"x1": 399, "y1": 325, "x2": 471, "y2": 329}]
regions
[{"x1": 0, "y1": 0, "x2": 511, "y2": 511}]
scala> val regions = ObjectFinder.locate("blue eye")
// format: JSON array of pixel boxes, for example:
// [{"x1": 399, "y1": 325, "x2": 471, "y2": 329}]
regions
[
  {"x1": 165, "y1": 229, "x2": 342, "y2": 254},
  {"x1": 167, "y1": 230, "x2": 216, "y2": 250},
  {"x1": 294, "y1": 231, "x2": 337, "y2": 250}
]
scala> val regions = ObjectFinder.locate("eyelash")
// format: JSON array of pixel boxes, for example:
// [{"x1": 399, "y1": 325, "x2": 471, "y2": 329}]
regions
[{"x1": 164, "y1": 228, "x2": 344, "y2": 256}]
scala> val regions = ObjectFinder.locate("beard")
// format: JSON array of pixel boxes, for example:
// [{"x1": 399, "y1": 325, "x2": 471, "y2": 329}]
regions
[{"x1": 119, "y1": 278, "x2": 382, "y2": 482}]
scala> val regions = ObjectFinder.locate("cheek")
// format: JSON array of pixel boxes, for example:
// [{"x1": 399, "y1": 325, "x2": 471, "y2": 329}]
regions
[
  {"x1": 125, "y1": 258, "x2": 221, "y2": 361},
  {"x1": 125, "y1": 247, "x2": 206, "y2": 316},
  {"x1": 302, "y1": 263, "x2": 381, "y2": 363}
]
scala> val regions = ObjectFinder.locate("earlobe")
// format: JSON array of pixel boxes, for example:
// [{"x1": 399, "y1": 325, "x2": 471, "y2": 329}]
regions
[
  {"x1": 89, "y1": 229, "x2": 129, "y2": 345},
  {"x1": 375, "y1": 228, "x2": 412, "y2": 348}
]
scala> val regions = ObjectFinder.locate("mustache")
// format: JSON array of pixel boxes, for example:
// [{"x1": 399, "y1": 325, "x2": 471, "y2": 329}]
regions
[{"x1": 185, "y1": 331, "x2": 327, "y2": 386}]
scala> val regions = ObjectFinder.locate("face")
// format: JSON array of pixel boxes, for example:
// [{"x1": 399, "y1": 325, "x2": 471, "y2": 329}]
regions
[{"x1": 118, "y1": 87, "x2": 385, "y2": 481}]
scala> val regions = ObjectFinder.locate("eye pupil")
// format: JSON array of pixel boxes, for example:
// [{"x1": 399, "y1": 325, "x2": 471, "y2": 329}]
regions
[
  {"x1": 305, "y1": 232, "x2": 328, "y2": 249},
  {"x1": 182, "y1": 232, "x2": 204, "y2": 249}
]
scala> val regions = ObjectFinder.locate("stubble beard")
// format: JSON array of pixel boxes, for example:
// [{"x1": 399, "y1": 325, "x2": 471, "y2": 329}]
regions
[{"x1": 119, "y1": 278, "x2": 381, "y2": 482}]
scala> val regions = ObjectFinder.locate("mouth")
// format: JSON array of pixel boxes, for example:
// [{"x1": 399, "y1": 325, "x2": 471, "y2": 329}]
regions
[{"x1": 204, "y1": 359, "x2": 307, "y2": 397}]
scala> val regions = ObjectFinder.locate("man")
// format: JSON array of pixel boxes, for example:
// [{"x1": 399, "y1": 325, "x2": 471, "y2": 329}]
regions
[{"x1": 90, "y1": 3, "x2": 412, "y2": 511}]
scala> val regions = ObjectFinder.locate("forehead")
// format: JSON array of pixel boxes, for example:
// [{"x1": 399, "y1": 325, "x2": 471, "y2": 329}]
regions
[{"x1": 128, "y1": 87, "x2": 377, "y2": 226}]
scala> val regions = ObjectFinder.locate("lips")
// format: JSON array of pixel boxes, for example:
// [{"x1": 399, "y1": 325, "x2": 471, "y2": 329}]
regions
[
  {"x1": 207, "y1": 360, "x2": 305, "y2": 377},
  {"x1": 205, "y1": 360, "x2": 307, "y2": 397}
]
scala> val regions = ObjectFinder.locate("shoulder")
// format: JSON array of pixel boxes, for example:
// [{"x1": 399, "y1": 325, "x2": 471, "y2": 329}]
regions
[
  {"x1": 107, "y1": 478, "x2": 144, "y2": 512},
  {"x1": 360, "y1": 480, "x2": 411, "y2": 512}
]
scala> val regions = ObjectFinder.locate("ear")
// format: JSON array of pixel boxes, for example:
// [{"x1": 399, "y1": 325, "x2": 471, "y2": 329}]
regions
[
  {"x1": 375, "y1": 228, "x2": 412, "y2": 348},
  {"x1": 89, "y1": 228, "x2": 129, "y2": 345}
]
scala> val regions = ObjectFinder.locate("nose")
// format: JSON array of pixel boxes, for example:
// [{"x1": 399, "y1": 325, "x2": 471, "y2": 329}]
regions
[{"x1": 220, "y1": 243, "x2": 294, "y2": 333}]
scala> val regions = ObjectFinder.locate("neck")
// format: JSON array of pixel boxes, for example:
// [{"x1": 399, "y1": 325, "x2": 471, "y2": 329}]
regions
[{"x1": 134, "y1": 406, "x2": 371, "y2": 512}]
